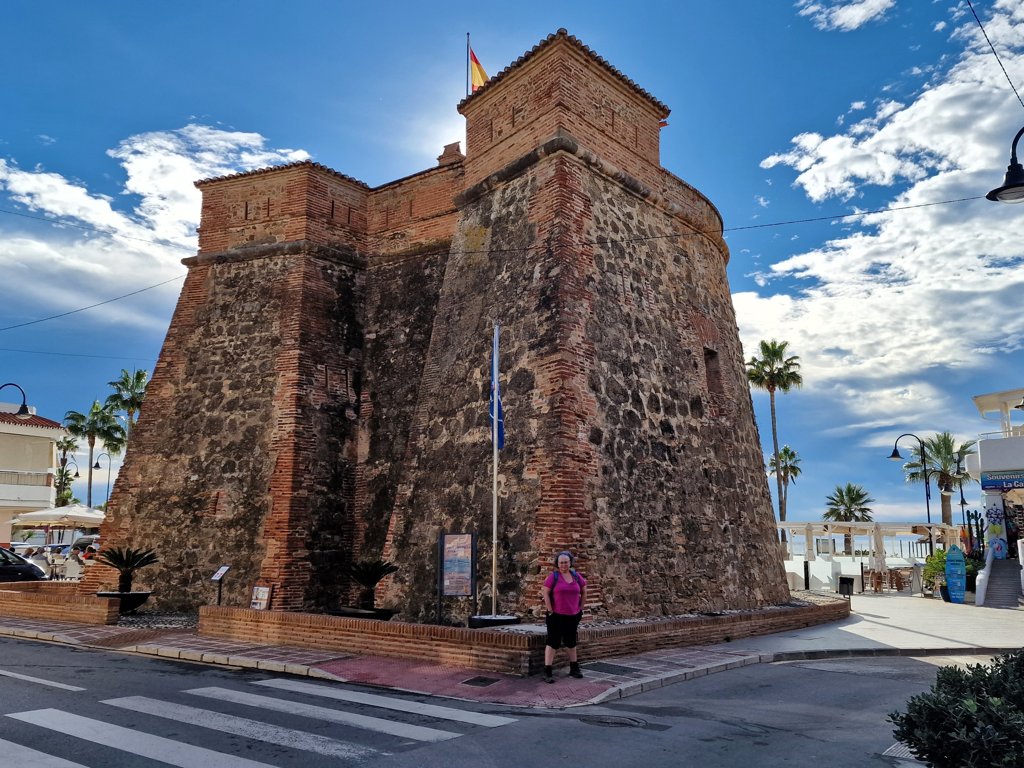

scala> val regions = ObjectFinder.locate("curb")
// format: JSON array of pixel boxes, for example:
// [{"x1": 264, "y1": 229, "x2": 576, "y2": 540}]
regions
[{"x1": 0, "y1": 622, "x2": 1012, "y2": 709}]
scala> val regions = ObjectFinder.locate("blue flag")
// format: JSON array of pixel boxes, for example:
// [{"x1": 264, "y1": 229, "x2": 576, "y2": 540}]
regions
[{"x1": 489, "y1": 324, "x2": 505, "y2": 450}]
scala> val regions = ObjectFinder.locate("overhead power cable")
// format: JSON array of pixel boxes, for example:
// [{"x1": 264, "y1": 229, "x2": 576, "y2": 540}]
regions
[
  {"x1": 966, "y1": 0, "x2": 1024, "y2": 111},
  {"x1": 0, "y1": 194, "x2": 985, "y2": 336},
  {"x1": 0, "y1": 275, "x2": 186, "y2": 332}
]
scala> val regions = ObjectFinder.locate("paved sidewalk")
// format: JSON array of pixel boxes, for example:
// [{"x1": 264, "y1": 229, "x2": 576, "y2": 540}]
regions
[{"x1": 1, "y1": 591, "x2": 1020, "y2": 709}]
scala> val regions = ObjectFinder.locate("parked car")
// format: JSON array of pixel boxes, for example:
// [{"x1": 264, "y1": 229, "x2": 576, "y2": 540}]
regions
[
  {"x1": 0, "y1": 547, "x2": 47, "y2": 581},
  {"x1": 70, "y1": 535, "x2": 100, "y2": 552}
]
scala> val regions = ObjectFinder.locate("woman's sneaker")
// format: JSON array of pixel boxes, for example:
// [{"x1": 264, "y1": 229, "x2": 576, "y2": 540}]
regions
[{"x1": 569, "y1": 662, "x2": 583, "y2": 678}]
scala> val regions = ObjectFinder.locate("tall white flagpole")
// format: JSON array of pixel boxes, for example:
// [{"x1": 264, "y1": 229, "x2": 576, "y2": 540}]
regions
[{"x1": 491, "y1": 323, "x2": 499, "y2": 616}]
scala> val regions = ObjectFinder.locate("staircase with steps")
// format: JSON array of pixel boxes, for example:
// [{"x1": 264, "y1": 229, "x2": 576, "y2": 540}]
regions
[{"x1": 982, "y1": 558, "x2": 1023, "y2": 609}]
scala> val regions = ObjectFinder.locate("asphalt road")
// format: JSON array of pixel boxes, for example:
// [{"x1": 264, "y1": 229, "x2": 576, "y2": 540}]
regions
[{"x1": 0, "y1": 636, "x2": 973, "y2": 767}]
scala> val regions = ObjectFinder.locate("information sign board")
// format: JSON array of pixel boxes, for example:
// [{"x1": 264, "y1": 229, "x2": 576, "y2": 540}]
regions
[
  {"x1": 441, "y1": 534, "x2": 474, "y2": 597},
  {"x1": 945, "y1": 545, "x2": 966, "y2": 604}
]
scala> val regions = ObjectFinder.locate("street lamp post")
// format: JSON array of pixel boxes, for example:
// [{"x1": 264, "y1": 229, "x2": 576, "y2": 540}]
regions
[
  {"x1": 987, "y1": 124, "x2": 1024, "y2": 203},
  {"x1": 888, "y1": 433, "x2": 935, "y2": 556},
  {"x1": 0, "y1": 383, "x2": 33, "y2": 419},
  {"x1": 93, "y1": 453, "x2": 112, "y2": 507}
]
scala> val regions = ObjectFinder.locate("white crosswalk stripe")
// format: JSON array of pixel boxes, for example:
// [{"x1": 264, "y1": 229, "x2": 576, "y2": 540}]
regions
[
  {"x1": 0, "y1": 737, "x2": 87, "y2": 767},
  {"x1": 103, "y1": 696, "x2": 381, "y2": 760},
  {"x1": 186, "y1": 686, "x2": 461, "y2": 742},
  {"x1": 0, "y1": 668, "x2": 85, "y2": 691},
  {"x1": 253, "y1": 678, "x2": 517, "y2": 726},
  {"x1": 4, "y1": 676, "x2": 516, "y2": 765},
  {"x1": 6, "y1": 709, "x2": 278, "y2": 768}
]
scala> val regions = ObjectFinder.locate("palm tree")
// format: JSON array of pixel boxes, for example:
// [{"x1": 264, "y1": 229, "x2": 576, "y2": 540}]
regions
[
  {"x1": 768, "y1": 445, "x2": 803, "y2": 522},
  {"x1": 746, "y1": 339, "x2": 803, "y2": 540},
  {"x1": 823, "y1": 483, "x2": 875, "y2": 555},
  {"x1": 901, "y1": 432, "x2": 977, "y2": 526},
  {"x1": 54, "y1": 436, "x2": 79, "y2": 508},
  {"x1": 64, "y1": 401, "x2": 125, "y2": 508},
  {"x1": 105, "y1": 368, "x2": 148, "y2": 441},
  {"x1": 348, "y1": 559, "x2": 399, "y2": 609},
  {"x1": 54, "y1": 466, "x2": 78, "y2": 507},
  {"x1": 96, "y1": 546, "x2": 159, "y2": 594}
]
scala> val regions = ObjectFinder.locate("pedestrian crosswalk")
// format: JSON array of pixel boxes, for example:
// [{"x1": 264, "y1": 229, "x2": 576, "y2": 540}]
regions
[{"x1": 2, "y1": 675, "x2": 518, "y2": 767}]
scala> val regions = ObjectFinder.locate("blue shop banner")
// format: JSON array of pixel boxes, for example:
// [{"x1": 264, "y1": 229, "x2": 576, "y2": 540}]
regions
[{"x1": 981, "y1": 470, "x2": 1024, "y2": 491}]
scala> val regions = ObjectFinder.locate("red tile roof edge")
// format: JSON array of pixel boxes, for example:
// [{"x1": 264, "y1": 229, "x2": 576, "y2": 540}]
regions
[{"x1": 0, "y1": 413, "x2": 64, "y2": 429}]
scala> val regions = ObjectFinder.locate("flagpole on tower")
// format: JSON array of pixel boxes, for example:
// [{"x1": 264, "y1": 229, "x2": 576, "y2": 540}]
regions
[
  {"x1": 491, "y1": 322, "x2": 500, "y2": 616},
  {"x1": 466, "y1": 33, "x2": 471, "y2": 98}
]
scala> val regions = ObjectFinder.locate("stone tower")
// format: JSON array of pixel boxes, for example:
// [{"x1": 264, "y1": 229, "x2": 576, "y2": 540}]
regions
[{"x1": 89, "y1": 30, "x2": 789, "y2": 618}]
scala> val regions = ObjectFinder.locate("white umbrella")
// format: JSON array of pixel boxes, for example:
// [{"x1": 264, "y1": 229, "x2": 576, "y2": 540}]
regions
[
  {"x1": 872, "y1": 523, "x2": 888, "y2": 575},
  {"x1": 11, "y1": 504, "x2": 105, "y2": 527}
]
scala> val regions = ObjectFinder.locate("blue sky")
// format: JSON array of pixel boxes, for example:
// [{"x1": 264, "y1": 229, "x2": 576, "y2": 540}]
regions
[{"x1": 1, "y1": 1, "x2": 1022, "y2": 520}]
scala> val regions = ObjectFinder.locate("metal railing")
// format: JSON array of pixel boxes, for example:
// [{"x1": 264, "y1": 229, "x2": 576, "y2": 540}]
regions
[
  {"x1": 978, "y1": 426, "x2": 1024, "y2": 440},
  {"x1": 0, "y1": 470, "x2": 51, "y2": 487}
]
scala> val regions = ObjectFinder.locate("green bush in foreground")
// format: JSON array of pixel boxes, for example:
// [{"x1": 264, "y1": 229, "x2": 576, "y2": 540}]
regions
[{"x1": 890, "y1": 650, "x2": 1024, "y2": 767}]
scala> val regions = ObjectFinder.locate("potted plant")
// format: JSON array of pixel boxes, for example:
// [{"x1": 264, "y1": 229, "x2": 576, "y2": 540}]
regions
[
  {"x1": 922, "y1": 549, "x2": 947, "y2": 599},
  {"x1": 331, "y1": 559, "x2": 399, "y2": 620},
  {"x1": 95, "y1": 546, "x2": 159, "y2": 613}
]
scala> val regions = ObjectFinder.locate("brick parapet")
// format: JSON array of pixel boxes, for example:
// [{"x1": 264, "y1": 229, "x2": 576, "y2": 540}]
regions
[
  {"x1": 0, "y1": 586, "x2": 119, "y2": 625},
  {"x1": 195, "y1": 163, "x2": 369, "y2": 255},
  {"x1": 198, "y1": 597, "x2": 848, "y2": 676},
  {"x1": 460, "y1": 38, "x2": 662, "y2": 188}
]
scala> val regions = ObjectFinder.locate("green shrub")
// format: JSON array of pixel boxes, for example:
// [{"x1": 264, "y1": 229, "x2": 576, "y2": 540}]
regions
[
  {"x1": 889, "y1": 650, "x2": 1024, "y2": 767},
  {"x1": 922, "y1": 549, "x2": 948, "y2": 589}
]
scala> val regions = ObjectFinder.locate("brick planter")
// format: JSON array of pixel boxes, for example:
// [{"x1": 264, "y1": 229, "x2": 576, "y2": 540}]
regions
[{"x1": 199, "y1": 596, "x2": 847, "y2": 676}]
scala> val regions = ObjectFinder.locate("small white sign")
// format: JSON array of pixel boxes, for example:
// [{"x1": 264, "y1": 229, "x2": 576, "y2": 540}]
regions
[
  {"x1": 211, "y1": 566, "x2": 230, "y2": 582},
  {"x1": 250, "y1": 585, "x2": 272, "y2": 610}
]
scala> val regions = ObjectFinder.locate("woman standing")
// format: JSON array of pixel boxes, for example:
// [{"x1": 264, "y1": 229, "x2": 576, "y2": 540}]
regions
[{"x1": 541, "y1": 550, "x2": 587, "y2": 683}]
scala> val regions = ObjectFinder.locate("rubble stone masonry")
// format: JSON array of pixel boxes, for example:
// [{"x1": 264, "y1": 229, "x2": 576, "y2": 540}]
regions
[{"x1": 88, "y1": 30, "x2": 788, "y2": 617}]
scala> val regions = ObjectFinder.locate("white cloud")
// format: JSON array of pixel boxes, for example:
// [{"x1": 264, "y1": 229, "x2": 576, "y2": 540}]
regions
[
  {"x1": 0, "y1": 125, "x2": 309, "y2": 328},
  {"x1": 37, "y1": 134, "x2": 56, "y2": 146},
  {"x1": 741, "y1": 3, "x2": 1024, "y2": 430},
  {"x1": 934, "y1": 21, "x2": 947, "y2": 32},
  {"x1": 796, "y1": 0, "x2": 896, "y2": 32},
  {"x1": 755, "y1": 194, "x2": 770, "y2": 207}
]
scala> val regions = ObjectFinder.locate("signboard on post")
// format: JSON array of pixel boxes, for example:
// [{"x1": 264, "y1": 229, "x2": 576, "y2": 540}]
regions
[
  {"x1": 441, "y1": 533, "x2": 475, "y2": 597},
  {"x1": 945, "y1": 545, "x2": 966, "y2": 604}
]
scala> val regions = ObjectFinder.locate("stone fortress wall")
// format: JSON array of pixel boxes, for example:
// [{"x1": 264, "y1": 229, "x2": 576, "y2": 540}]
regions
[{"x1": 86, "y1": 30, "x2": 788, "y2": 618}]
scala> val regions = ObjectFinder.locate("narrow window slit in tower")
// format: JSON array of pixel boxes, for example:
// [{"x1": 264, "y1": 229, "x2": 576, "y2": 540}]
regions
[
  {"x1": 244, "y1": 201, "x2": 249, "y2": 220},
  {"x1": 330, "y1": 200, "x2": 335, "y2": 220},
  {"x1": 704, "y1": 348, "x2": 724, "y2": 395}
]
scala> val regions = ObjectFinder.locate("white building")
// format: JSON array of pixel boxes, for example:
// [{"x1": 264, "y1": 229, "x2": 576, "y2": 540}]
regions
[
  {"x1": 965, "y1": 388, "x2": 1024, "y2": 523},
  {"x1": 0, "y1": 402, "x2": 66, "y2": 548}
]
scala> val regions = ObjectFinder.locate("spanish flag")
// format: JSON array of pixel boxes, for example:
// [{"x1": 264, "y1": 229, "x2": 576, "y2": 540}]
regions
[{"x1": 470, "y1": 48, "x2": 488, "y2": 92}]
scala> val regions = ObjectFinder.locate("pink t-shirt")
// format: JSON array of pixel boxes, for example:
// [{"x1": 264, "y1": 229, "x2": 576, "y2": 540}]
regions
[{"x1": 544, "y1": 570, "x2": 587, "y2": 615}]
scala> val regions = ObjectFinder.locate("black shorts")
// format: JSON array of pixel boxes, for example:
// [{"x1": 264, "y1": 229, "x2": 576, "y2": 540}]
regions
[{"x1": 545, "y1": 611, "x2": 582, "y2": 649}]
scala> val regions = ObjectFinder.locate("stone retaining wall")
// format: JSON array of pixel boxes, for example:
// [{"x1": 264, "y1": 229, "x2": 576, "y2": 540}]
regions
[{"x1": 199, "y1": 596, "x2": 848, "y2": 675}]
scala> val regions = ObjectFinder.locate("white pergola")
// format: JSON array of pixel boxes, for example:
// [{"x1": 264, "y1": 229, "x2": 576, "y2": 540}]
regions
[{"x1": 778, "y1": 521, "x2": 962, "y2": 568}]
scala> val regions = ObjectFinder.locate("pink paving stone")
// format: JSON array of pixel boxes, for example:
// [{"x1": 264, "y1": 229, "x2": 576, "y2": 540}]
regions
[{"x1": 314, "y1": 655, "x2": 612, "y2": 707}]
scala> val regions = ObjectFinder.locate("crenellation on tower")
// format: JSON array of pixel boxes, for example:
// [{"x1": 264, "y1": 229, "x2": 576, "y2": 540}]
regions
[
  {"x1": 458, "y1": 29, "x2": 668, "y2": 190},
  {"x1": 194, "y1": 162, "x2": 371, "y2": 255}
]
